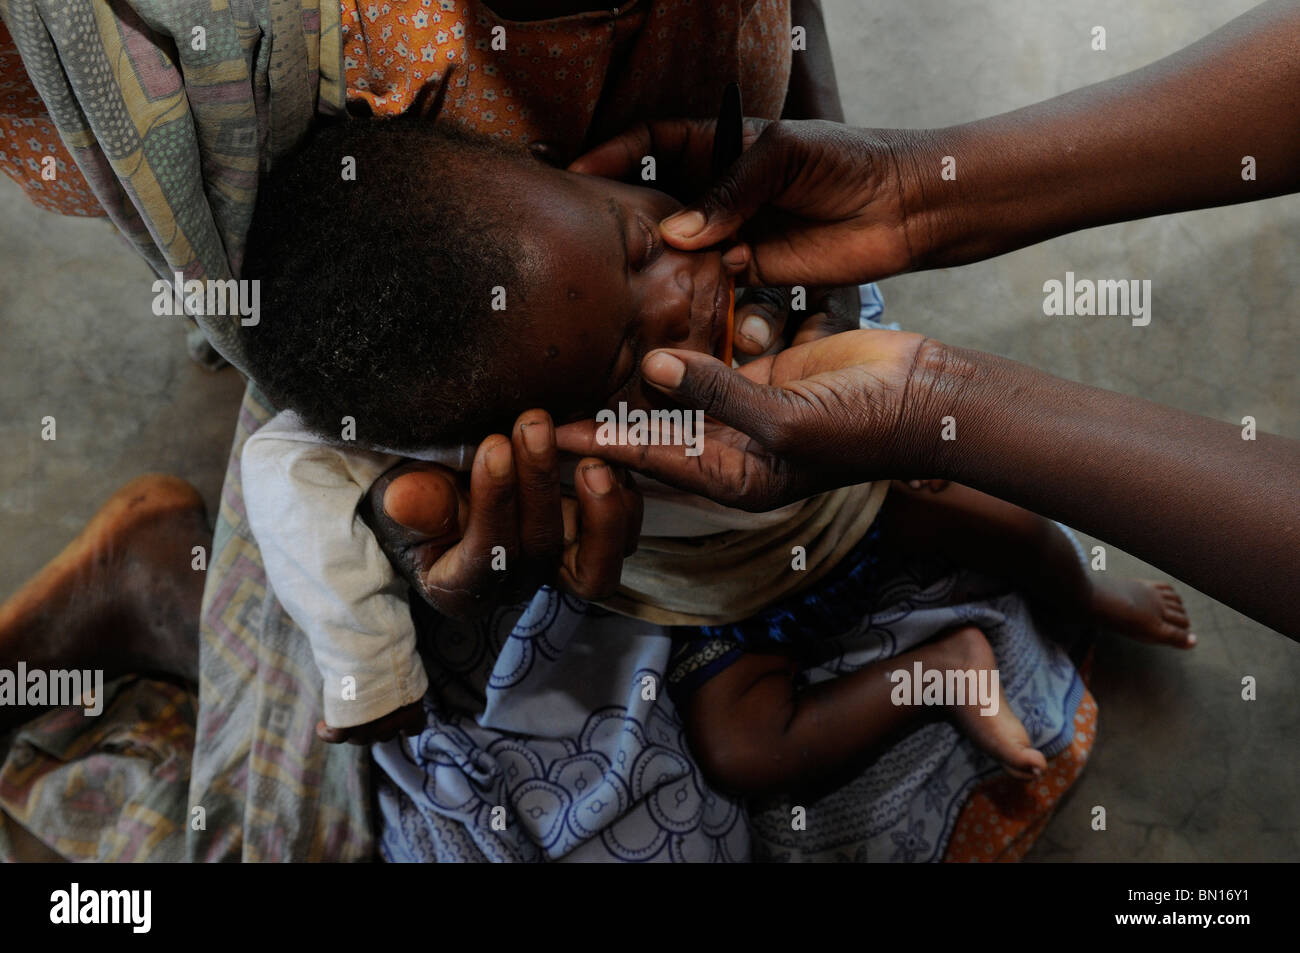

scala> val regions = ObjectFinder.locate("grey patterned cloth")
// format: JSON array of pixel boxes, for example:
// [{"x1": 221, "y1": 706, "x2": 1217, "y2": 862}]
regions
[{"x1": 0, "y1": 0, "x2": 343, "y2": 373}]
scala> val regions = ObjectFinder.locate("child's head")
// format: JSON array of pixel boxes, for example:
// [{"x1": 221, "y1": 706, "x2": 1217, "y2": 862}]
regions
[{"x1": 240, "y1": 119, "x2": 729, "y2": 452}]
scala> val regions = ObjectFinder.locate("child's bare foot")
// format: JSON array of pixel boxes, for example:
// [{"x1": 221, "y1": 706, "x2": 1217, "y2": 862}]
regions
[
  {"x1": 0, "y1": 475, "x2": 209, "y2": 712},
  {"x1": 935, "y1": 626, "x2": 1048, "y2": 781},
  {"x1": 1089, "y1": 577, "x2": 1195, "y2": 649}
]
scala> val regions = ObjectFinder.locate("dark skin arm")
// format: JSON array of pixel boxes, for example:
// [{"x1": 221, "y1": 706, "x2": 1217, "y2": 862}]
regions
[
  {"x1": 901, "y1": 0, "x2": 1300, "y2": 271},
  {"x1": 556, "y1": 331, "x2": 1300, "y2": 639},
  {"x1": 924, "y1": 343, "x2": 1300, "y2": 639},
  {"x1": 572, "y1": 1, "x2": 1300, "y2": 286},
  {"x1": 727, "y1": 0, "x2": 857, "y2": 356},
  {"x1": 562, "y1": 3, "x2": 1300, "y2": 636}
]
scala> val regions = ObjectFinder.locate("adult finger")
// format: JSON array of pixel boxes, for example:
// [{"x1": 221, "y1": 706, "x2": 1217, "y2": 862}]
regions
[
  {"x1": 568, "y1": 119, "x2": 713, "y2": 183},
  {"x1": 425, "y1": 435, "x2": 519, "y2": 612},
  {"x1": 381, "y1": 465, "x2": 464, "y2": 543},
  {"x1": 559, "y1": 460, "x2": 633, "y2": 600},
  {"x1": 657, "y1": 121, "x2": 791, "y2": 252},
  {"x1": 511, "y1": 410, "x2": 564, "y2": 572},
  {"x1": 636, "y1": 349, "x2": 807, "y2": 449}
]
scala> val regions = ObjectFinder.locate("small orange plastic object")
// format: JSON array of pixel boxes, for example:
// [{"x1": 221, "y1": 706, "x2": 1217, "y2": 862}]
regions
[{"x1": 721, "y1": 280, "x2": 736, "y2": 366}]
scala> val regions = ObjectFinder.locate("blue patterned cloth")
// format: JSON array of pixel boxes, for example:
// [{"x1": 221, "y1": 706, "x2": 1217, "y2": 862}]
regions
[
  {"x1": 374, "y1": 591, "x2": 748, "y2": 862},
  {"x1": 373, "y1": 284, "x2": 1087, "y2": 862}
]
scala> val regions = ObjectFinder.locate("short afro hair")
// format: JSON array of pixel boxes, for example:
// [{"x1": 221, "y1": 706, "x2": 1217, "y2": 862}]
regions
[{"x1": 239, "y1": 117, "x2": 534, "y2": 451}]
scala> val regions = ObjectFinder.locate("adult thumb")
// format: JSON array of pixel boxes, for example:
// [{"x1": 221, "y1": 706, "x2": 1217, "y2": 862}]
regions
[
  {"x1": 658, "y1": 124, "x2": 787, "y2": 251},
  {"x1": 641, "y1": 350, "x2": 800, "y2": 448}
]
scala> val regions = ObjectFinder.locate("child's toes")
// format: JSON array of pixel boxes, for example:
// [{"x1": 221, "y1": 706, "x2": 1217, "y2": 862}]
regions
[
  {"x1": 1159, "y1": 619, "x2": 1195, "y2": 648},
  {"x1": 1003, "y1": 745, "x2": 1048, "y2": 781}
]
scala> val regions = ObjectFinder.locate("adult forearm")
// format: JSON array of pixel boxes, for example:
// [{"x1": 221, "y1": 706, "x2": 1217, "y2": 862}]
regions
[
  {"x1": 897, "y1": 0, "x2": 1300, "y2": 269},
  {"x1": 913, "y1": 342, "x2": 1300, "y2": 638}
]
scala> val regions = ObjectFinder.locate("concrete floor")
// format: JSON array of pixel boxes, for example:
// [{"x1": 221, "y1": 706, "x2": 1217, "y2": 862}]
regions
[
  {"x1": 1, "y1": 0, "x2": 1296, "y2": 861},
  {"x1": 827, "y1": 0, "x2": 1300, "y2": 861}
]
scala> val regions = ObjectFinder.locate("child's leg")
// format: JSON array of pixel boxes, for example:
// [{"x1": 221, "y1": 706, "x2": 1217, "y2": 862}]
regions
[
  {"x1": 685, "y1": 624, "x2": 1046, "y2": 798},
  {"x1": 880, "y1": 481, "x2": 1193, "y2": 647}
]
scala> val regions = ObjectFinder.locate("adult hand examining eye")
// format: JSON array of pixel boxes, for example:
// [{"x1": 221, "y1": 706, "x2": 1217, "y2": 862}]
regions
[
  {"x1": 364, "y1": 409, "x2": 643, "y2": 617},
  {"x1": 561, "y1": 6, "x2": 1300, "y2": 638},
  {"x1": 556, "y1": 328, "x2": 1300, "y2": 639},
  {"x1": 556, "y1": 329, "x2": 936, "y2": 511},
  {"x1": 570, "y1": 118, "x2": 923, "y2": 289}
]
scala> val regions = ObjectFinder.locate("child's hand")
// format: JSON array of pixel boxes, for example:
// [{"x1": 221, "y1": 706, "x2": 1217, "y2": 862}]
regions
[{"x1": 316, "y1": 700, "x2": 424, "y2": 745}]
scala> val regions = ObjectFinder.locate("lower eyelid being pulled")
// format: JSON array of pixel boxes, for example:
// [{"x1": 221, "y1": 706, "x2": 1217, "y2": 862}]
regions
[{"x1": 635, "y1": 214, "x2": 663, "y2": 270}]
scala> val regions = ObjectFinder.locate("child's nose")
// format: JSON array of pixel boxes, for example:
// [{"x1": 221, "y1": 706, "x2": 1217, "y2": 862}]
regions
[
  {"x1": 666, "y1": 251, "x2": 721, "y2": 347},
  {"x1": 636, "y1": 251, "x2": 696, "y2": 345}
]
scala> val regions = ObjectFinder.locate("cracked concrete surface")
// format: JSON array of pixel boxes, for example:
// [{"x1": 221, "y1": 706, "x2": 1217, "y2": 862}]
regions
[{"x1": 0, "y1": 0, "x2": 1296, "y2": 861}]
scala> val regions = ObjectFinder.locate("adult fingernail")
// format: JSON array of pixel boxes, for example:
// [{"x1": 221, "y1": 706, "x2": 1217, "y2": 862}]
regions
[
  {"x1": 521, "y1": 419, "x2": 551, "y2": 455},
  {"x1": 643, "y1": 352, "x2": 686, "y2": 387},
  {"x1": 485, "y1": 439, "x2": 512, "y2": 479},
  {"x1": 662, "y1": 210, "x2": 705, "y2": 239},
  {"x1": 722, "y1": 245, "x2": 748, "y2": 269},
  {"x1": 738, "y1": 314, "x2": 772, "y2": 349},
  {"x1": 583, "y1": 463, "x2": 614, "y2": 495}
]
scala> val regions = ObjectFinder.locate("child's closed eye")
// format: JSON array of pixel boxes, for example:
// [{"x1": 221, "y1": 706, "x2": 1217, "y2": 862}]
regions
[{"x1": 632, "y1": 211, "x2": 664, "y2": 271}]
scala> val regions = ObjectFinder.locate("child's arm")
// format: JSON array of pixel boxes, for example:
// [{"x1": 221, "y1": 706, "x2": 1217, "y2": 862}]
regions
[{"x1": 242, "y1": 414, "x2": 428, "y2": 739}]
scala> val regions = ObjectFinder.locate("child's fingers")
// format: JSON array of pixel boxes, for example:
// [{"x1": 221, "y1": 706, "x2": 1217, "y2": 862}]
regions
[{"x1": 560, "y1": 460, "x2": 633, "y2": 600}]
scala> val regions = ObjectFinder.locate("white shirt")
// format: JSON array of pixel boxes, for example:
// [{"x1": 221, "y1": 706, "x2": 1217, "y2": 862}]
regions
[{"x1": 242, "y1": 412, "x2": 427, "y2": 727}]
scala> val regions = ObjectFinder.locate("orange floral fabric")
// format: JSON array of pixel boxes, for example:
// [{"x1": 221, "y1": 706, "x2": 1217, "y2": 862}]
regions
[
  {"x1": 944, "y1": 687, "x2": 1098, "y2": 862},
  {"x1": 342, "y1": 0, "x2": 792, "y2": 159},
  {"x1": 0, "y1": 19, "x2": 102, "y2": 216}
]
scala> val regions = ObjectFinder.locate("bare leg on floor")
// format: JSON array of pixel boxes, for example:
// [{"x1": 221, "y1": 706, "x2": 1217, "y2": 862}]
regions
[
  {"x1": 0, "y1": 475, "x2": 208, "y2": 729},
  {"x1": 881, "y1": 481, "x2": 1194, "y2": 647}
]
